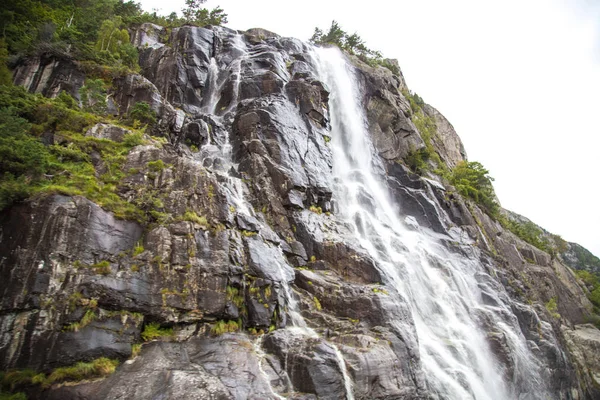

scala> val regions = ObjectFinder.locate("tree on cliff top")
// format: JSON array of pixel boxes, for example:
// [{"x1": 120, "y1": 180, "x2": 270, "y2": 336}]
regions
[
  {"x1": 310, "y1": 20, "x2": 399, "y2": 75},
  {"x1": 182, "y1": 0, "x2": 228, "y2": 26}
]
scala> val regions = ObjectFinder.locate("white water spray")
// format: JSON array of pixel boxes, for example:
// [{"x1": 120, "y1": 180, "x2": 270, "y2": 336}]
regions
[{"x1": 313, "y1": 46, "x2": 550, "y2": 400}]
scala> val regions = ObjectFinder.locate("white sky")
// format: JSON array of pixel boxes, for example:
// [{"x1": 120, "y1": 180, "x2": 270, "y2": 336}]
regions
[{"x1": 139, "y1": 0, "x2": 600, "y2": 257}]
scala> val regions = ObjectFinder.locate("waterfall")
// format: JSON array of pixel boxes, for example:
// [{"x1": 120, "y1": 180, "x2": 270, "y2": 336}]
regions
[
  {"x1": 313, "y1": 46, "x2": 550, "y2": 400},
  {"x1": 199, "y1": 32, "x2": 355, "y2": 400}
]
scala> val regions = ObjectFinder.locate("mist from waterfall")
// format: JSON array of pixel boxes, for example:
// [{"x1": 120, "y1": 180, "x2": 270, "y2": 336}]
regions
[{"x1": 313, "y1": 46, "x2": 551, "y2": 400}]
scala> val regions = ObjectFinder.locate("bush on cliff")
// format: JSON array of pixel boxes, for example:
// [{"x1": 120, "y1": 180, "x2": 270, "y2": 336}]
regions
[{"x1": 449, "y1": 161, "x2": 499, "y2": 216}]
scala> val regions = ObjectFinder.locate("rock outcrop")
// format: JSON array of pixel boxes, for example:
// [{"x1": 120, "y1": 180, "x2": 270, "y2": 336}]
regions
[{"x1": 1, "y1": 22, "x2": 599, "y2": 400}]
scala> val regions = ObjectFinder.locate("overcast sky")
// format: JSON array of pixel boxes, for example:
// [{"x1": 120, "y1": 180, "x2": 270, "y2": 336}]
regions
[{"x1": 139, "y1": 0, "x2": 600, "y2": 257}]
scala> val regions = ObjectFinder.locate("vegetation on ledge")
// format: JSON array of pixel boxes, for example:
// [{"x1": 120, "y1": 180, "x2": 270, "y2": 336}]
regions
[
  {"x1": 310, "y1": 21, "x2": 399, "y2": 75},
  {"x1": 0, "y1": 357, "x2": 118, "y2": 393}
]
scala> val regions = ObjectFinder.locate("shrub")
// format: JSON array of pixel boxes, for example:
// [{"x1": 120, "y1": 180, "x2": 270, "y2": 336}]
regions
[
  {"x1": 122, "y1": 132, "x2": 144, "y2": 147},
  {"x1": 79, "y1": 79, "x2": 107, "y2": 114},
  {"x1": 147, "y1": 159, "x2": 165, "y2": 172},
  {"x1": 128, "y1": 102, "x2": 157, "y2": 126},
  {"x1": 449, "y1": 161, "x2": 499, "y2": 216},
  {"x1": 0, "y1": 109, "x2": 49, "y2": 178}
]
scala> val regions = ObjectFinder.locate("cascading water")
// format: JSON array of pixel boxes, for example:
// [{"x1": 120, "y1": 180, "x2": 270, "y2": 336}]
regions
[
  {"x1": 198, "y1": 31, "x2": 355, "y2": 400},
  {"x1": 312, "y1": 46, "x2": 552, "y2": 400}
]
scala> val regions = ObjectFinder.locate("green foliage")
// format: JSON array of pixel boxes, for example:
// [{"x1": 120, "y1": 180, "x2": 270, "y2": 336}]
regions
[
  {"x1": 400, "y1": 90, "x2": 447, "y2": 176},
  {"x1": 0, "y1": 109, "x2": 48, "y2": 177},
  {"x1": 122, "y1": 131, "x2": 144, "y2": 147},
  {"x1": 64, "y1": 309, "x2": 97, "y2": 332},
  {"x1": 226, "y1": 286, "x2": 245, "y2": 308},
  {"x1": 91, "y1": 260, "x2": 111, "y2": 275},
  {"x1": 45, "y1": 357, "x2": 118, "y2": 387},
  {"x1": 147, "y1": 159, "x2": 165, "y2": 172},
  {"x1": 310, "y1": 21, "x2": 397, "y2": 74},
  {"x1": 499, "y1": 217, "x2": 551, "y2": 253},
  {"x1": 141, "y1": 322, "x2": 173, "y2": 341},
  {"x1": 449, "y1": 161, "x2": 499, "y2": 216},
  {"x1": 309, "y1": 205, "x2": 323, "y2": 214},
  {"x1": 211, "y1": 319, "x2": 240, "y2": 335},
  {"x1": 80, "y1": 79, "x2": 107, "y2": 114},
  {"x1": 0, "y1": 39, "x2": 12, "y2": 86},
  {"x1": 0, "y1": 85, "x2": 148, "y2": 220},
  {"x1": 0, "y1": 391, "x2": 27, "y2": 400},
  {"x1": 128, "y1": 101, "x2": 157, "y2": 126},
  {"x1": 545, "y1": 297, "x2": 561, "y2": 319},
  {"x1": 313, "y1": 296, "x2": 322, "y2": 311},
  {"x1": 0, "y1": 0, "x2": 143, "y2": 57},
  {"x1": 180, "y1": 210, "x2": 207, "y2": 226},
  {"x1": 0, "y1": 358, "x2": 118, "y2": 392},
  {"x1": 182, "y1": 0, "x2": 228, "y2": 26},
  {"x1": 570, "y1": 244, "x2": 600, "y2": 270},
  {"x1": 133, "y1": 243, "x2": 144, "y2": 256}
]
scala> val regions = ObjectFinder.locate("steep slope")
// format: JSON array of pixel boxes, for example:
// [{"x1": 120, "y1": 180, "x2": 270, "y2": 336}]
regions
[{"x1": 0, "y1": 23, "x2": 599, "y2": 400}]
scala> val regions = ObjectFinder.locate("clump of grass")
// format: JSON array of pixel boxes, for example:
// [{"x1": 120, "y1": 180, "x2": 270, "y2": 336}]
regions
[
  {"x1": 179, "y1": 210, "x2": 207, "y2": 226},
  {"x1": 64, "y1": 309, "x2": 97, "y2": 332},
  {"x1": 131, "y1": 344, "x2": 142, "y2": 358},
  {"x1": 372, "y1": 287, "x2": 389, "y2": 295},
  {"x1": 211, "y1": 319, "x2": 241, "y2": 335},
  {"x1": 141, "y1": 322, "x2": 173, "y2": 341},
  {"x1": 147, "y1": 159, "x2": 166, "y2": 172},
  {"x1": 226, "y1": 286, "x2": 245, "y2": 308},
  {"x1": 545, "y1": 297, "x2": 561, "y2": 319},
  {"x1": 91, "y1": 260, "x2": 111, "y2": 275},
  {"x1": 1, "y1": 358, "x2": 119, "y2": 391},
  {"x1": 132, "y1": 244, "x2": 144, "y2": 256},
  {"x1": 45, "y1": 358, "x2": 118, "y2": 387}
]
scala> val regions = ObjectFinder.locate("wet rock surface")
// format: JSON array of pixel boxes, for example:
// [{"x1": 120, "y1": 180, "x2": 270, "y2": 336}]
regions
[{"x1": 1, "y1": 23, "x2": 598, "y2": 400}]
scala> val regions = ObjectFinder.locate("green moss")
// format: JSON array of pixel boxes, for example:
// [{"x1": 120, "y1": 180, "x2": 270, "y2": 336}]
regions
[
  {"x1": 372, "y1": 287, "x2": 389, "y2": 295},
  {"x1": 241, "y1": 230, "x2": 257, "y2": 237},
  {"x1": 309, "y1": 205, "x2": 322, "y2": 214},
  {"x1": 313, "y1": 296, "x2": 322, "y2": 311},
  {"x1": 141, "y1": 322, "x2": 173, "y2": 341}
]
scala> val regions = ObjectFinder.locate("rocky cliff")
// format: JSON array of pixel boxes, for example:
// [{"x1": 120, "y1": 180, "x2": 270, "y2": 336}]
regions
[{"x1": 1, "y1": 23, "x2": 599, "y2": 400}]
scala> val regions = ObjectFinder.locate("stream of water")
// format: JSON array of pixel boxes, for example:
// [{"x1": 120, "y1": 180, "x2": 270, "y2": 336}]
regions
[{"x1": 313, "y1": 46, "x2": 551, "y2": 400}]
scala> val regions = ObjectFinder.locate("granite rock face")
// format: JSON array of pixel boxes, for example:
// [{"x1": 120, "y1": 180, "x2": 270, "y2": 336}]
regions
[{"x1": 2, "y1": 23, "x2": 599, "y2": 400}]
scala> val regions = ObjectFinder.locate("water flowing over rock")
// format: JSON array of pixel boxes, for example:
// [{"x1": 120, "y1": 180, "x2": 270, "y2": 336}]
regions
[{"x1": 2, "y1": 22, "x2": 599, "y2": 399}]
